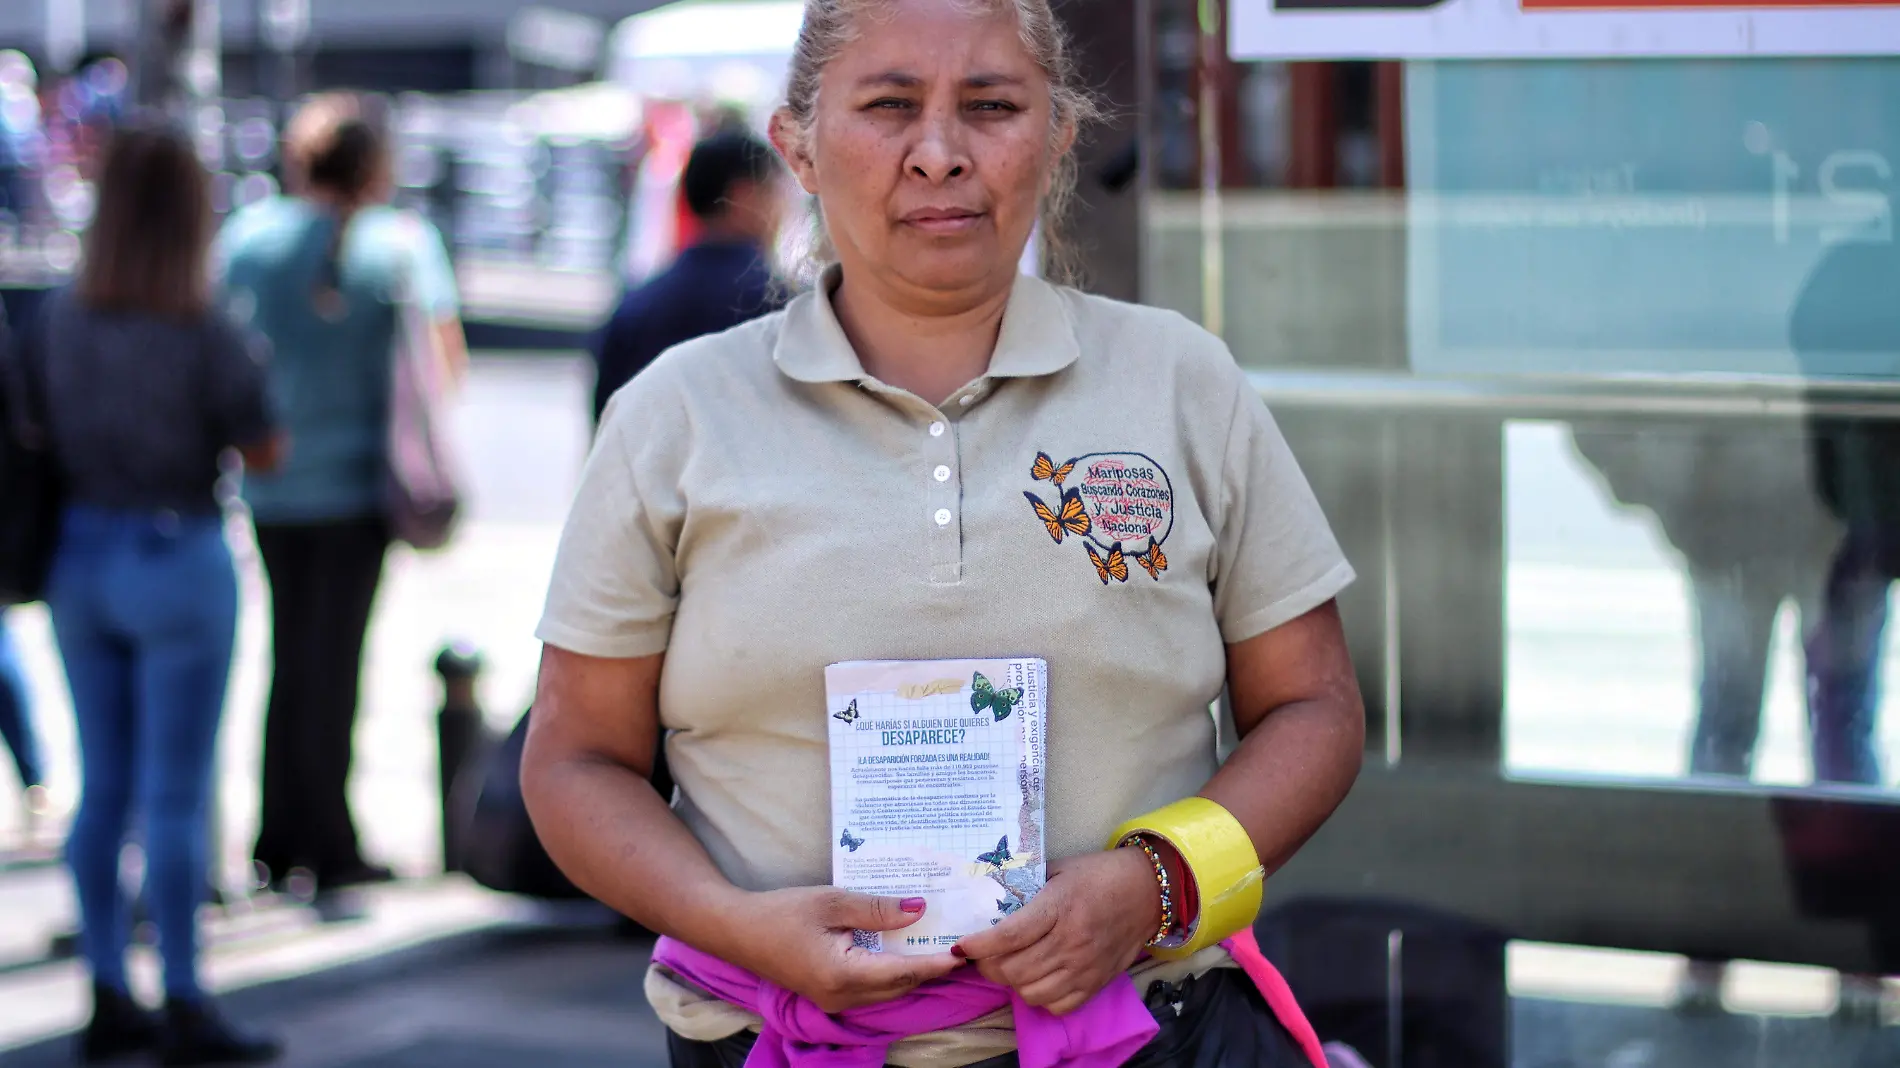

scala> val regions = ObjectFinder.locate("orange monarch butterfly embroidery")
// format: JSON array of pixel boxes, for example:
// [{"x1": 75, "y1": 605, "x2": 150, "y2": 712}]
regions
[
  {"x1": 1135, "y1": 542, "x2": 1168, "y2": 580},
  {"x1": 1024, "y1": 488, "x2": 1091, "y2": 544},
  {"x1": 1026, "y1": 448, "x2": 1175, "y2": 588},
  {"x1": 1030, "y1": 451, "x2": 1077, "y2": 486},
  {"x1": 1086, "y1": 542, "x2": 1130, "y2": 584}
]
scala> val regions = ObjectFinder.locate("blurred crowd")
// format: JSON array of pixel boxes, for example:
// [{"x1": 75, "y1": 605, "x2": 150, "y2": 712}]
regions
[
  {"x1": 0, "y1": 44, "x2": 794, "y2": 1057},
  {"x1": 0, "y1": 51, "x2": 127, "y2": 233}
]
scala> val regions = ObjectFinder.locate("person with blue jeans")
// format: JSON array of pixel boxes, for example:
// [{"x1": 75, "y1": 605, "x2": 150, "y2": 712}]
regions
[
  {"x1": 32, "y1": 122, "x2": 284, "y2": 1065},
  {"x1": 218, "y1": 93, "x2": 464, "y2": 896}
]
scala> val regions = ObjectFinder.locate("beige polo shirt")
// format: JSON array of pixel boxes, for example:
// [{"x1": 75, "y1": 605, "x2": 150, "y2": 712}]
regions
[{"x1": 536, "y1": 268, "x2": 1354, "y2": 1059}]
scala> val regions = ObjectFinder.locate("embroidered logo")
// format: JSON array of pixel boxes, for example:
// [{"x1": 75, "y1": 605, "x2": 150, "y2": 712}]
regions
[{"x1": 1023, "y1": 450, "x2": 1174, "y2": 583}]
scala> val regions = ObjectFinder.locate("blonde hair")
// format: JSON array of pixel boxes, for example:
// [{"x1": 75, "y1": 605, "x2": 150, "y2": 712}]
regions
[{"x1": 778, "y1": 0, "x2": 1101, "y2": 284}]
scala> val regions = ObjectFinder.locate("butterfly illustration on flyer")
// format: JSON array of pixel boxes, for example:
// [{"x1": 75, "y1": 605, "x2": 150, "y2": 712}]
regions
[
  {"x1": 824, "y1": 657, "x2": 1047, "y2": 954},
  {"x1": 1024, "y1": 450, "x2": 1174, "y2": 585}
]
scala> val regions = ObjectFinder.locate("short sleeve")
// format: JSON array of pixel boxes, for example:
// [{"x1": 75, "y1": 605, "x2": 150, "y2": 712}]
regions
[
  {"x1": 1210, "y1": 383, "x2": 1356, "y2": 644},
  {"x1": 404, "y1": 217, "x2": 460, "y2": 317},
  {"x1": 535, "y1": 389, "x2": 684, "y2": 658},
  {"x1": 202, "y1": 312, "x2": 277, "y2": 448}
]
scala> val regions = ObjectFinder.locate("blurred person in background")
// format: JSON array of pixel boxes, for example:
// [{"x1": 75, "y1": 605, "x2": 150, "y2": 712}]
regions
[
  {"x1": 219, "y1": 93, "x2": 465, "y2": 897},
  {"x1": 0, "y1": 50, "x2": 44, "y2": 221},
  {"x1": 1, "y1": 282, "x2": 48, "y2": 827},
  {"x1": 0, "y1": 608, "x2": 49, "y2": 833},
  {"x1": 30, "y1": 121, "x2": 283, "y2": 1064},
  {"x1": 591, "y1": 130, "x2": 786, "y2": 424}
]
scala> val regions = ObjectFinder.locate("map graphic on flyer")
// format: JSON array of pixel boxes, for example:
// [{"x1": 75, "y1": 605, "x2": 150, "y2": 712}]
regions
[{"x1": 825, "y1": 657, "x2": 1048, "y2": 955}]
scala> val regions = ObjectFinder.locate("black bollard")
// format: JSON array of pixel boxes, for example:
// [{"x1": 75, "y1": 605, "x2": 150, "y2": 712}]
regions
[{"x1": 434, "y1": 642, "x2": 487, "y2": 874}]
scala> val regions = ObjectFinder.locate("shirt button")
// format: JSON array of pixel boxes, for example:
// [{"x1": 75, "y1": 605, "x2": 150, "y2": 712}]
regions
[
  {"x1": 929, "y1": 421, "x2": 946, "y2": 438},
  {"x1": 958, "y1": 394, "x2": 976, "y2": 407},
  {"x1": 933, "y1": 465, "x2": 951, "y2": 483},
  {"x1": 934, "y1": 508, "x2": 953, "y2": 527}
]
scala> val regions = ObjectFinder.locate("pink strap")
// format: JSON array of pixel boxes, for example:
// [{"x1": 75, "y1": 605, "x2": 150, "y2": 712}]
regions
[{"x1": 1222, "y1": 929, "x2": 1329, "y2": 1068}]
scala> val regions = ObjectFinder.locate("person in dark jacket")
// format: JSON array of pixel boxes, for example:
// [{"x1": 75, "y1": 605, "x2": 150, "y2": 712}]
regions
[
  {"x1": 35, "y1": 122, "x2": 284, "y2": 1065},
  {"x1": 591, "y1": 131, "x2": 788, "y2": 423}
]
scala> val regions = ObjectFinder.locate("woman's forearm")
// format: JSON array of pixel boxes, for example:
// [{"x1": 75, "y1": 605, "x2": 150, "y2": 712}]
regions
[
  {"x1": 1199, "y1": 695, "x2": 1363, "y2": 875},
  {"x1": 523, "y1": 752, "x2": 753, "y2": 957},
  {"x1": 1201, "y1": 601, "x2": 1366, "y2": 875}
]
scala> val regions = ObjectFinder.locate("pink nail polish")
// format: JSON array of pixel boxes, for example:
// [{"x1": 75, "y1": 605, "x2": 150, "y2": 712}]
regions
[{"x1": 900, "y1": 897, "x2": 927, "y2": 914}]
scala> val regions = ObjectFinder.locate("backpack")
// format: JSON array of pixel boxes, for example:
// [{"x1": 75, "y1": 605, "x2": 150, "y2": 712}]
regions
[
  {"x1": 0, "y1": 297, "x2": 65, "y2": 605},
  {"x1": 458, "y1": 704, "x2": 676, "y2": 903},
  {"x1": 458, "y1": 707, "x2": 590, "y2": 900}
]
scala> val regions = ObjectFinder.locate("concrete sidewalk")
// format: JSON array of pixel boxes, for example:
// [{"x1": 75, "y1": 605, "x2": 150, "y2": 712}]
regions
[{"x1": 0, "y1": 879, "x2": 669, "y2": 1067}]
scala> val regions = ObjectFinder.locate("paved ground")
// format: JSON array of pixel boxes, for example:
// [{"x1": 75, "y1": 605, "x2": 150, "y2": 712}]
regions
[
  {"x1": 0, "y1": 355, "x2": 1895, "y2": 1065},
  {"x1": 0, "y1": 886, "x2": 670, "y2": 1068}
]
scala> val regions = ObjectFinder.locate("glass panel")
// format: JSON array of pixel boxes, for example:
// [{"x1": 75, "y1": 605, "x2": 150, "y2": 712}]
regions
[{"x1": 1142, "y1": 10, "x2": 1900, "y2": 1049}]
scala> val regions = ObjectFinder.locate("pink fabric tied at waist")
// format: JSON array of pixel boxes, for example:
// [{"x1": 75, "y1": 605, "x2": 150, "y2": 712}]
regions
[{"x1": 650, "y1": 928, "x2": 1327, "y2": 1068}]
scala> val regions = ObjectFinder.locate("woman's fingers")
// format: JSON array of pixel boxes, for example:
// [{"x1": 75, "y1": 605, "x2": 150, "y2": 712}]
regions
[
  {"x1": 954, "y1": 888, "x2": 1061, "y2": 961},
  {"x1": 974, "y1": 943, "x2": 1065, "y2": 990},
  {"x1": 954, "y1": 850, "x2": 1160, "y2": 1015},
  {"x1": 822, "y1": 890, "x2": 928, "y2": 933},
  {"x1": 849, "y1": 948, "x2": 964, "y2": 991},
  {"x1": 818, "y1": 947, "x2": 963, "y2": 1011}
]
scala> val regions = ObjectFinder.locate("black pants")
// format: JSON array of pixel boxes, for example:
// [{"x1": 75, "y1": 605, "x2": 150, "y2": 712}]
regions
[
  {"x1": 666, "y1": 969, "x2": 1309, "y2": 1068},
  {"x1": 252, "y1": 518, "x2": 389, "y2": 881}
]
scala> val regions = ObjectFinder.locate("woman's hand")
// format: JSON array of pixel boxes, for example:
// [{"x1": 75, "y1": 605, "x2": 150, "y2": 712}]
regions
[
  {"x1": 720, "y1": 888, "x2": 964, "y2": 1013},
  {"x1": 952, "y1": 848, "x2": 1162, "y2": 1016}
]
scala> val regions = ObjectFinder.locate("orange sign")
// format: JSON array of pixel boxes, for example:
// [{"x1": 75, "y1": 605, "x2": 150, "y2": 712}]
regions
[{"x1": 1234, "y1": 0, "x2": 1900, "y2": 57}]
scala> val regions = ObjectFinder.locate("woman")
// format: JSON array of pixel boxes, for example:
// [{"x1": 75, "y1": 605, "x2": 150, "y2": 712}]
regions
[
  {"x1": 218, "y1": 93, "x2": 465, "y2": 895},
  {"x1": 36, "y1": 122, "x2": 282, "y2": 1064},
  {"x1": 523, "y1": 0, "x2": 1363, "y2": 1065}
]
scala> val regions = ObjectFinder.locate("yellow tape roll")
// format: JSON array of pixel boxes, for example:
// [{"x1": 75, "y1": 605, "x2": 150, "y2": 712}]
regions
[{"x1": 1108, "y1": 796, "x2": 1265, "y2": 960}]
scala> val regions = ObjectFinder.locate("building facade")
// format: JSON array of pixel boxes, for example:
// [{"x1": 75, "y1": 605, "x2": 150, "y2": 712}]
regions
[{"x1": 0, "y1": 0, "x2": 663, "y2": 93}]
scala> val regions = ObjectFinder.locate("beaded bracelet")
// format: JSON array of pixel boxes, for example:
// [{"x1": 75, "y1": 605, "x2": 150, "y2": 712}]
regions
[{"x1": 1120, "y1": 833, "x2": 1177, "y2": 947}]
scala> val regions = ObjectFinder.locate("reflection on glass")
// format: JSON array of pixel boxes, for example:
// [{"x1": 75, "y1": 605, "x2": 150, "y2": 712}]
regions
[{"x1": 1506, "y1": 419, "x2": 1900, "y2": 788}]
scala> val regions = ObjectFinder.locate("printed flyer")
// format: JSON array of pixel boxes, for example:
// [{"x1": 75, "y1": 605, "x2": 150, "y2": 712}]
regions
[{"x1": 826, "y1": 657, "x2": 1048, "y2": 955}]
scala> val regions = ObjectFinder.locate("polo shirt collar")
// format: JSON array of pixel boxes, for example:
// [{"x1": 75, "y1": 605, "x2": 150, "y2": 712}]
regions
[{"x1": 773, "y1": 265, "x2": 1080, "y2": 385}]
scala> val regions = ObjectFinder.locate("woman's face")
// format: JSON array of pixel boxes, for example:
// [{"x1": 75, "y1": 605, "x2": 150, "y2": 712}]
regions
[{"x1": 778, "y1": 0, "x2": 1061, "y2": 301}]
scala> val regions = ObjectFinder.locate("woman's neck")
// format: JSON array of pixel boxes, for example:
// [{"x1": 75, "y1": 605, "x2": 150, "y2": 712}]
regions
[{"x1": 831, "y1": 272, "x2": 1013, "y2": 408}]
